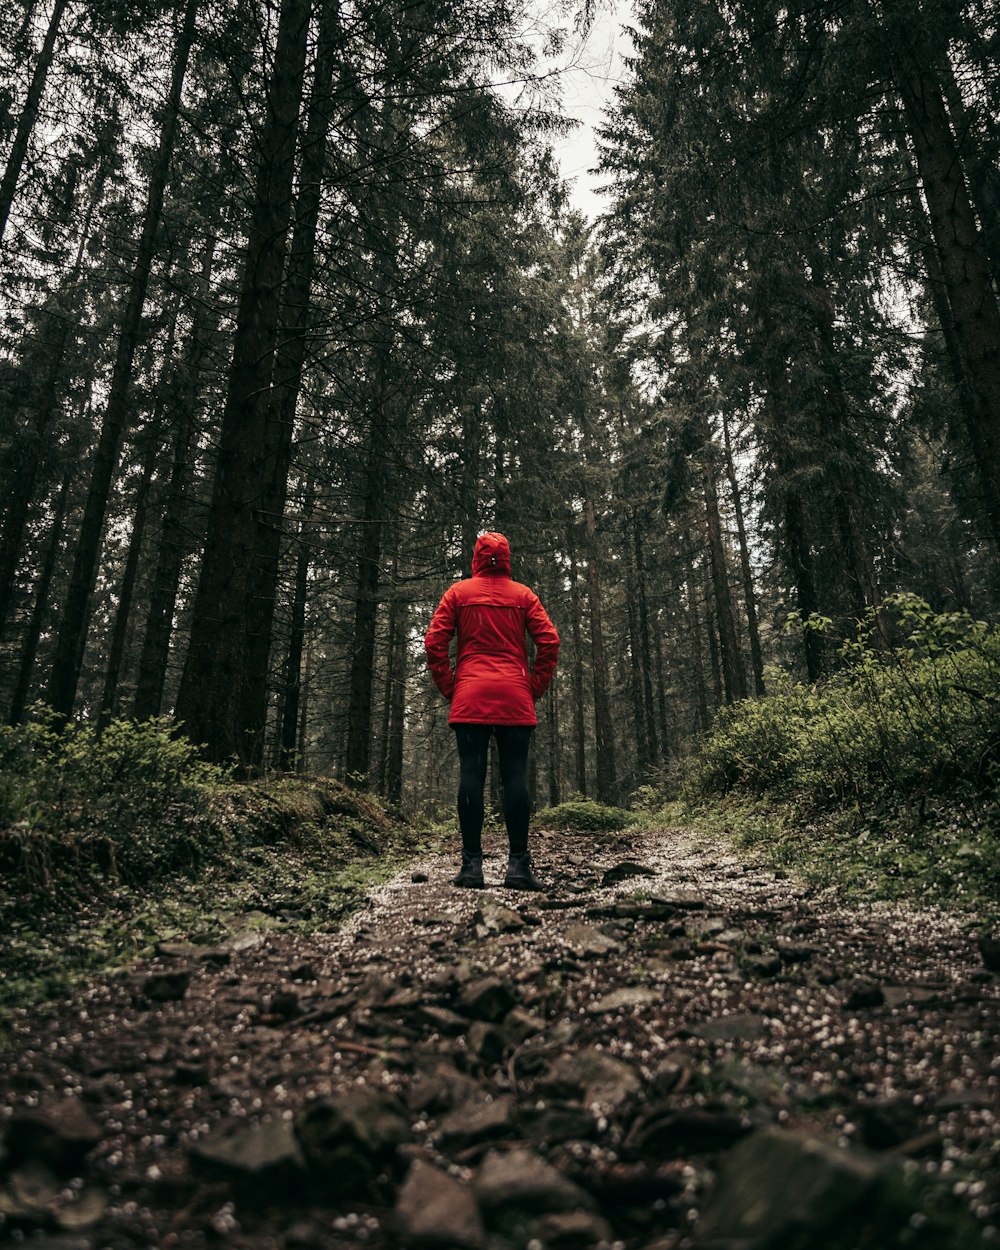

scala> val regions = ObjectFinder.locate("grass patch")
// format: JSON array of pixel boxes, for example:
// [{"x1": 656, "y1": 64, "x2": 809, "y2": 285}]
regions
[
  {"x1": 0, "y1": 713, "x2": 440, "y2": 1010},
  {"x1": 535, "y1": 796, "x2": 637, "y2": 832}
]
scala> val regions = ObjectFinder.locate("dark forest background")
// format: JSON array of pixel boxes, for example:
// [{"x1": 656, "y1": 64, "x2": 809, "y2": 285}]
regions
[{"x1": 1, "y1": 0, "x2": 998, "y2": 818}]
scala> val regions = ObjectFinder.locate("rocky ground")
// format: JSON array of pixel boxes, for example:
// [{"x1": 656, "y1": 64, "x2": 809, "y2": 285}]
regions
[{"x1": 2, "y1": 825, "x2": 999, "y2": 1250}]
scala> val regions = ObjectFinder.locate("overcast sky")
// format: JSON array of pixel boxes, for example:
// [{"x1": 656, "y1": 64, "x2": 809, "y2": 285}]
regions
[{"x1": 546, "y1": 4, "x2": 636, "y2": 220}]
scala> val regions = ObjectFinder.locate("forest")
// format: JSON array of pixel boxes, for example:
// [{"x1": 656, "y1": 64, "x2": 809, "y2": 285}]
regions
[{"x1": 0, "y1": 0, "x2": 998, "y2": 826}]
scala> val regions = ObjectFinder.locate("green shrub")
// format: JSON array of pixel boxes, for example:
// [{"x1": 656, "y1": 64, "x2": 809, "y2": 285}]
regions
[
  {"x1": 684, "y1": 596, "x2": 1000, "y2": 809},
  {"x1": 535, "y1": 796, "x2": 637, "y2": 831}
]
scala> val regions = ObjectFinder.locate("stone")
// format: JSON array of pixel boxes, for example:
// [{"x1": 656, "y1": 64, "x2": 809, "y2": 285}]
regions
[
  {"x1": 534, "y1": 1210, "x2": 613, "y2": 1246},
  {"x1": 843, "y1": 982, "x2": 885, "y2": 1011},
  {"x1": 142, "y1": 968, "x2": 192, "y2": 1002},
  {"x1": 977, "y1": 934, "x2": 1000, "y2": 972},
  {"x1": 189, "y1": 1119, "x2": 305, "y2": 1199},
  {"x1": 503, "y1": 1007, "x2": 546, "y2": 1044},
  {"x1": 457, "y1": 977, "x2": 517, "y2": 1023},
  {"x1": 693, "y1": 1012, "x2": 767, "y2": 1042},
  {"x1": 411, "y1": 871, "x2": 430, "y2": 883},
  {"x1": 418, "y1": 1005, "x2": 469, "y2": 1035},
  {"x1": 439, "y1": 1095, "x2": 517, "y2": 1148},
  {"x1": 0, "y1": 1162, "x2": 60, "y2": 1225},
  {"x1": 54, "y1": 1188, "x2": 108, "y2": 1232},
  {"x1": 695, "y1": 1128, "x2": 882, "y2": 1247},
  {"x1": 539, "y1": 1048, "x2": 641, "y2": 1111},
  {"x1": 290, "y1": 962, "x2": 318, "y2": 981},
  {"x1": 295, "y1": 1091, "x2": 411, "y2": 1195},
  {"x1": 6, "y1": 1098, "x2": 102, "y2": 1176},
  {"x1": 649, "y1": 892, "x2": 706, "y2": 910},
  {"x1": 267, "y1": 989, "x2": 299, "y2": 1020},
  {"x1": 155, "y1": 940, "x2": 205, "y2": 958},
  {"x1": 601, "y1": 861, "x2": 656, "y2": 886},
  {"x1": 627, "y1": 1108, "x2": 752, "y2": 1155},
  {"x1": 588, "y1": 986, "x2": 659, "y2": 1015},
  {"x1": 473, "y1": 1149, "x2": 595, "y2": 1214},
  {"x1": 744, "y1": 954, "x2": 783, "y2": 977},
  {"x1": 226, "y1": 928, "x2": 265, "y2": 954},
  {"x1": 562, "y1": 923, "x2": 621, "y2": 957},
  {"x1": 521, "y1": 1102, "x2": 599, "y2": 1143},
  {"x1": 467, "y1": 1021, "x2": 506, "y2": 1065},
  {"x1": 472, "y1": 900, "x2": 525, "y2": 934},
  {"x1": 396, "y1": 1159, "x2": 485, "y2": 1248},
  {"x1": 776, "y1": 939, "x2": 823, "y2": 964},
  {"x1": 406, "y1": 1064, "x2": 480, "y2": 1114}
]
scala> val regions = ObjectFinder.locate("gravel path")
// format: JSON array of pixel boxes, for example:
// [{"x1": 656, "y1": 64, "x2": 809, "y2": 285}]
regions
[{"x1": 2, "y1": 825, "x2": 998, "y2": 1248}]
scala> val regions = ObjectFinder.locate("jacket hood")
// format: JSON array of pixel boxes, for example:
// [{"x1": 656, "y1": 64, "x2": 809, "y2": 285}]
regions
[{"x1": 472, "y1": 532, "x2": 511, "y2": 576}]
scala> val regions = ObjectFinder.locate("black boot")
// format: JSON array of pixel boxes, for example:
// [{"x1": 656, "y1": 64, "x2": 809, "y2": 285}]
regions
[
  {"x1": 504, "y1": 850, "x2": 542, "y2": 891},
  {"x1": 452, "y1": 851, "x2": 484, "y2": 888}
]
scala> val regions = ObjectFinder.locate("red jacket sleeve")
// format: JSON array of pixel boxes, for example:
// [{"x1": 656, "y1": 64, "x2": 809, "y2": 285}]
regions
[
  {"x1": 424, "y1": 587, "x2": 457, "y2": 699},
  {"x1": 527, "y1": 592, "x2": 559, "y2": 700}
]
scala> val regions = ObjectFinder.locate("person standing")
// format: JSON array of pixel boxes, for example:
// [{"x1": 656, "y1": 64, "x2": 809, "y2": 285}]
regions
[{"x1": 424, "y1": 532, "x2": 560, "y2": 889}]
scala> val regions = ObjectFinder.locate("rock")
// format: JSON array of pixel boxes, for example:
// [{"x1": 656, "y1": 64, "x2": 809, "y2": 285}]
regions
[
  {"x1": 54, "y1": 1188, "x2": 108, "y2": 1232},
  {"x1": 693, "y1": 1012, "x2": 767, "y2": 1042},
  {"x1": 396, "y1": 1159, "x2": 485, "y2": 1248},
  {"x1": 142, "y1": 968, "x2": 191, "y2": 1002},
  {"x1": 843, "y1": 981, "x2": 885, "y2": 1011},
  {"x1": 881, "y1": 985, "x2": 939, "y2": 1008},
  {"x1": 189, "y1": 1119, "x2": 305, "y2": 1199},
  {"x1": 6, "y1": 1098, "x2": 102, "y2": 1176},
  {"x1": 533, "y1": 1210, "x2": 613, "y2": 1246},
  {"x1": 695, "y1": 1128, "x2": 882, "y2": 1247},
  {"x1": 521, "y1": 1102, "x2": 599, "y2": 1143},
  {"x1": 155, "y1": 940, "x2": 205, "y2": 958},
  {"x1": 588, "y1": 986, "x2": 659, "y2": 1015},
  {"x1": 649, "y1": 1055, "x2": 688, "y2": 1097},
  {"x1": 859, "y1": 1098, "x2": 921, "y2": 1149},
  {"x1": 418, "y1": 1005, "x2": 469, "y2": 1035},
  {"x1": 457, "y1": 977, "x2": 517, "y2": 1023},
  {"x1": 467, "y1": 1021, "x2": 506, "y2": 1065},
  {"x1": 539, "y1": 1048, "x2": 641, "y2": 1111},
  {"x1": 0, "y1": 1162, "x2": 61, "y2": 1225},
  {"x1": 600, "y1": 861, "x2": 656, "y2": 886},
  {"x1": 290, "y1": 962, "x2": 318, "y2": 981},
  {"x1": 439, "y1": 1095, "x2": 517, "y2": 1148},
  {"x1": 503, "y1": 1007, "x2": 546, "y2": 1044},
  {"x1": 627, "y1": 1108, "x2": 752, "y2": 1155},
  {"x1": 584, "y1": 1159, "x2": 685, "y2": 1202},
  {"x1": 649, "y1": 892, "x2": 706, "y2": 910},
  {"x1": 744, "y1": 954, "x2": 782, "y2": 977},
  {"x1": 406, "y1": 1064, "x2": 480, "y2": 1114},
  {"x1": 473, "y1": 1149, "x2": 595, "y2": 1214},
  {"x1": 977, "y1": 934, "x2": 1000, "y2": 972},
  {"x1": 295, "y1": 1091, "x2": 411, "y2": 1195},
  {"x1": 266, "y1": 989, "x2": 299, "y2": 1020},
  {"x1": 776, "y1": 939, "x2": 823, "y2": 964},
  {"x1": 411, "y1": 871, "x2": 429, "y2": 883},
  {"x1": 562, "y1": 923, "x2": 621, "y2": 957},
  {"x1": 226, "y1": 928, "x2": 265, "y2": 954},
  {"x1": 471, "y1": 900, "x2": 525, "y2": 935}
]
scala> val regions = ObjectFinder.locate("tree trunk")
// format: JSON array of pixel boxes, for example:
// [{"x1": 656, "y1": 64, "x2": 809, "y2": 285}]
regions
[
  {"x1": 97, "y1": 420, "x2": 163, "y2": 728},
  {"x1": 721, "y1": 413, "x2": 765, "y2": 696},
  {"x1": 584, "y1": 498, "x2": 616, "y2": 803},
  {"x1": 8, "y1": 467, "x2": 71, "y2": 724},
  {"x1": 547, "y1": 666, "x2": 561, "y2": 807},
  {"x1": 45, "y1": 0, "x2": 198, "y2": 719},
  {"x1": 568, "y1": 539, "x2": 587, "y2": 797},
  {"x1": 386, "y1": 595, "x2": 408, "y2": 806},
  {"x1": 175, "y1": 0, "x2": 311, "y2": 762},
  {"x1": 132, "y1": 236, "x2": 216, "y2": 721},
  {"x1": 892, "y1": 36, "x2": 1000, "y2": 549},
  {"x1": 631, "y1": 516, "x2": 659, "y2": 757},
  {"x1": 0, "y1": 0, "x2": 70, "y2": 246},
  {"x1": 652, "y1": 615, "x2": 670, "y2": 757},
  {"x1": 702, "y1": 451, "x2": 747, "y2": 702},
  {"x1": 625, "y1": 569, "x2": 649, "y2": 767},
  {"x1": 278, "y1": 505, "x2": 311, "y2": 772},
  {"x1": 238, "y1": 4, "x2": 339, "y2": 764},
  {"x1": 684, "y1": 538, "x2": 710, "y2": 734}
]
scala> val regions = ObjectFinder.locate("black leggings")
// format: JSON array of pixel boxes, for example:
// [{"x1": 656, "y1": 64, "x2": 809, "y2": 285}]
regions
[{"x1": 454, "y1": 724, "x2": 534, "y2": 856}]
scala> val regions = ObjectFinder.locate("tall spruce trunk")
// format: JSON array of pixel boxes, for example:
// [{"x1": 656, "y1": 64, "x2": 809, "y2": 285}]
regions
[
  {"x1": 891, "y1": 36, "x2": 1000, "y2": 549},
  {"x1": 625, "y1": 579, "x2": 649, "y2": 766},
  {"x1": 278, "y1": 501, "x2": 311, "y2": 772},
  {"x1": 684, "y1": 537, "x2": 710, "y2": 734},
  {"x1": 8, "y1": 468, "x2": 71, "y2": 724},
  {"x1": 631, "y1": 516, "x2": 659, "y2": 758},
  {"x1": 584, "y1": 498, "x2": 616, "y2": 803},
  {"x1": 385, "y1": 595, "x2": 408, "y2": 806},
  {"x1": 721, "y1": 413, "x2": 765, "y2": 696},
  {"x1": 0, "y1": 165, "x2": 103, "y2": 640},
  {"x1": 97, "y1": 420, "x2": 163, "y2": 728},
  {"x1": 568, "y1": 540, "x2": 588, "y2": 797},
  {"x1": 44, "y1": 0, "x2": 198, "y2": 718},
  {"x1": 0, "y1": 0, "x2": 70, "y2": 246},
  {"x1": 237, "y1": 5, "x2": 339, "y2": 764},
  {"x1": 132, "y1": 237, "x2": 216, "y2": 721},
  {"x1": 175, "y1": 0, "x2": 311, "y2": 762},
  {"x1": 702, "y1": 453, "x2": 747, "y2": 703}
]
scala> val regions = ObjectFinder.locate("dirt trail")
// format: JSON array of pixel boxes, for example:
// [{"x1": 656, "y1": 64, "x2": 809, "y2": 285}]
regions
[{"x1": 2, "y1": 825, "x2": 998, "y2": 1249}]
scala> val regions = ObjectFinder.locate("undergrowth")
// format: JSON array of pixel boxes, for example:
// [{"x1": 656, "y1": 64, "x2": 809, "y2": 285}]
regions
[
  {"x1": 0, "y1": 712, "x2": 433, "y2": 1010},
  {"x1": 535, "y1": 795, "x2": 638, "y2": 832},
  {"x1": 674, "y1": 596, "x2": 1000, "y2": 918}
]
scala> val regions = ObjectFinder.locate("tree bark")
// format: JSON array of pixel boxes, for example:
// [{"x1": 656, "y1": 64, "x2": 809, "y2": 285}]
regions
[
  {"x1": 132, "y1": 236, "x2": 216, "y2": 721},
  {"x1": 891, "y1": 35, "x2": 1000, "y2": 549},
  {"x1": 238, "y1": 4, "x2": 340, "y2": 763},
  {"x1": 568, "y1": 539, "x2": 587, "y2": 797},
  {"x1": 631, "y1": 515, "x2": 659, "y2": 757},
  {"x1": 175, "y1": 0, "x2": 311, "y2": 762},
  {"x1": 721, "y1": 413, "x2": 765, "y2": 696},
  {"x1": 278, "y1": 501, "x2": 311, "y2": 772},
  {"x1": 45, "y1": 0, "x2": 198, "y2": 719},
  {"x1": 584, "y1": 498, "x2": 616, "y2": 803},
  {"x1": 684, "y1": 535, "x2": 710, "y2": 734},
  {"x1": 702, "y1": 450, "x2": 748, "y2": 703},
  {"x1": 0, "y1": 0, "x2": 70, "y2": 247},
  {"x1": 8, "y1": 467, "x2": 71, "y2": 724}
]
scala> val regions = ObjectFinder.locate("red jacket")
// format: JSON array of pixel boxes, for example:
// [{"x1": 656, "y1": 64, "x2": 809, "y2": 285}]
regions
[{"x1": 424, "y1": 532, "x2": 560, "y2": 726}]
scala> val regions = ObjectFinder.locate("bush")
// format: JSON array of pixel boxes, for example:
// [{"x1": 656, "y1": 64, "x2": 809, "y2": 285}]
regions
[
  {"x1": 684, "y1": 596, "x2": 1000, "y2": 809},
  {"x1": 535, "y1": 796, "x2": 637, "y2": 831}
]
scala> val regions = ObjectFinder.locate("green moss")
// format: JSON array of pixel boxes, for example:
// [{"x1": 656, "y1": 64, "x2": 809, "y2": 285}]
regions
[{"x1": 535, "y1": 796, "x2": 637, "y2": 831}]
